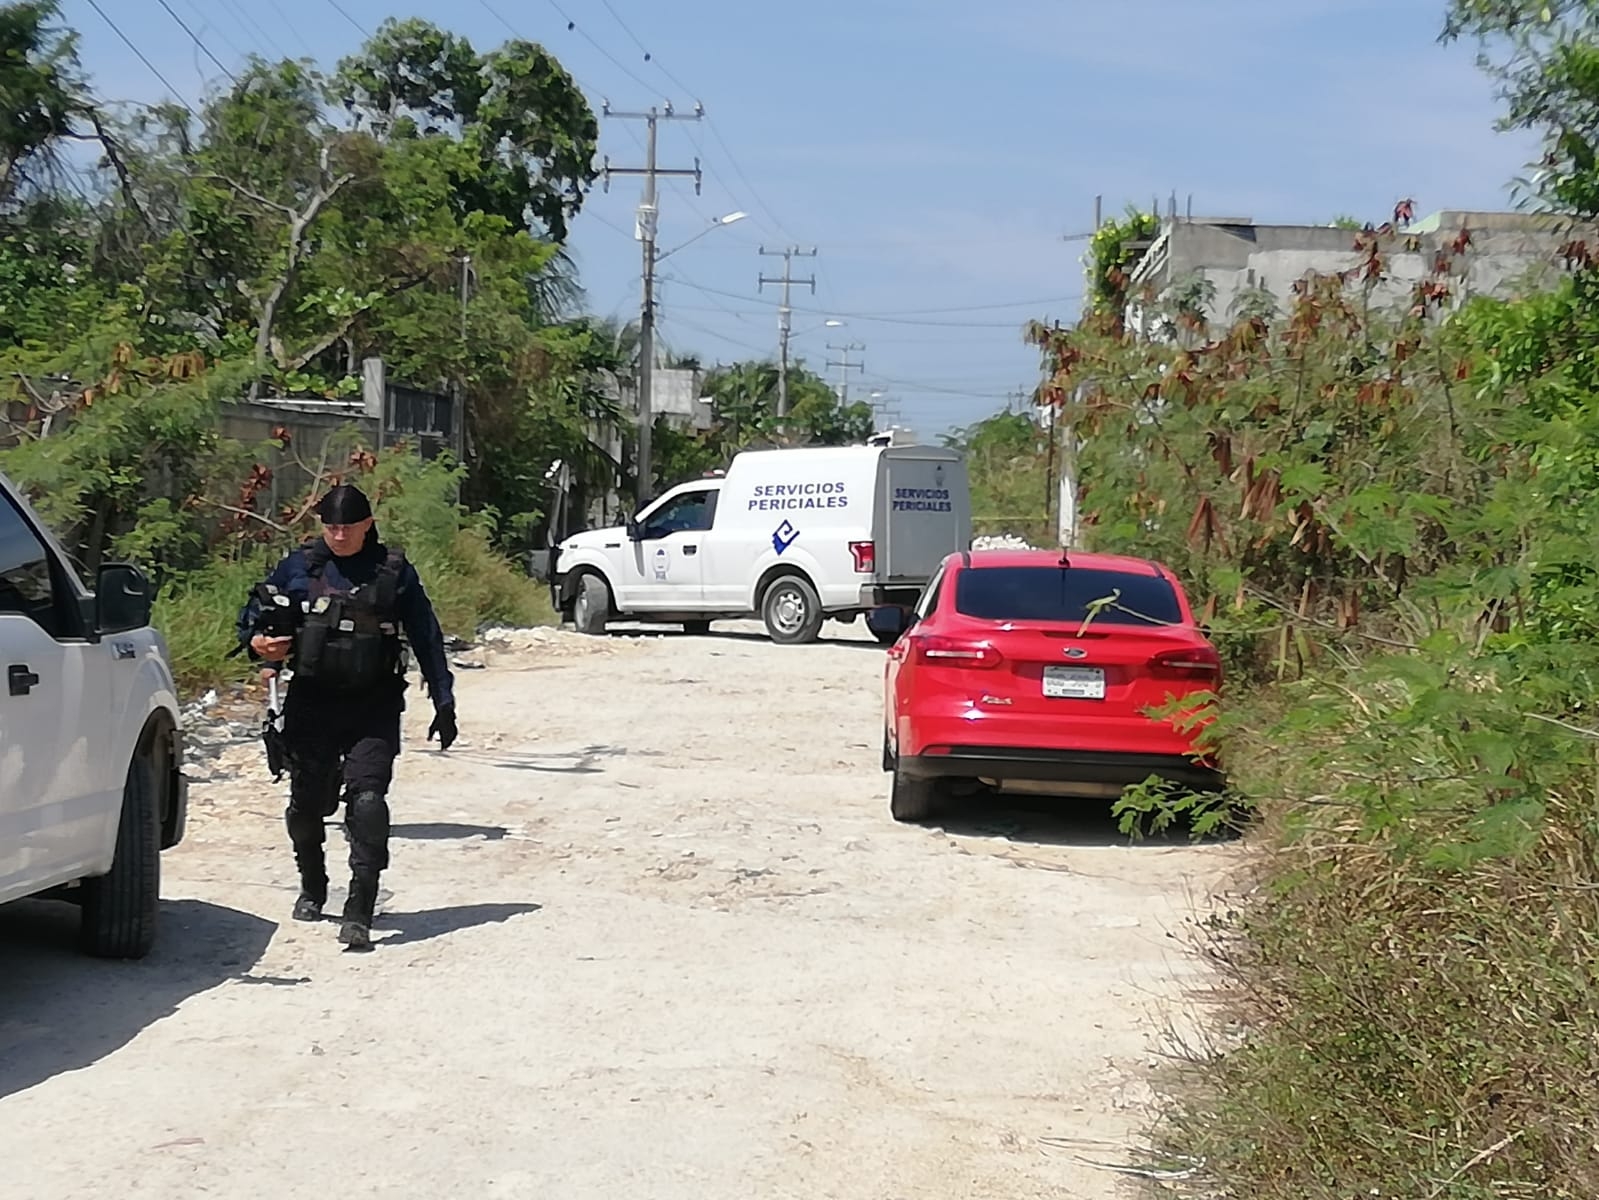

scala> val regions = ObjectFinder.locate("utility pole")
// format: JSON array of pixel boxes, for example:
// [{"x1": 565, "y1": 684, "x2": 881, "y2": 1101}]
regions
[
  {"x1": 450, "y1": 253, "x2": 475, "y2": 475},
  {"x1": 757, "y1": 245, "x2": 816, "y2": 418},
  {"x1": 599, "y1": 100, "x2": 704, "y2": 509},
  {"x1": 826, "y1": 341, "x2": 865, "y2": 405}
]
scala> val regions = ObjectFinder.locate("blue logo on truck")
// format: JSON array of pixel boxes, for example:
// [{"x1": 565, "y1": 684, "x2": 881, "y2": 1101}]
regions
[{"x1": 772, "y1": 520, "x2": 799, "y2": 554}]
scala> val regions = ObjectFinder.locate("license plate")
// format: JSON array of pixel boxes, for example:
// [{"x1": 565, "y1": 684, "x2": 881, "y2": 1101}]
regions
[{"x1": 1042, "y1": 665, "x2": 1106, "y2": 700}]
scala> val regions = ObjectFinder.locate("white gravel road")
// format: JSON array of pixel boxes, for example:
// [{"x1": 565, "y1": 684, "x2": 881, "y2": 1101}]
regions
[{"x1": 0, "y1": 621, "x2": 1234, "y2": 1199}]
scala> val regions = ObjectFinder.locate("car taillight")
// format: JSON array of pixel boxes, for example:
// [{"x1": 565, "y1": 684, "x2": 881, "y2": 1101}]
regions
[
  {"x1": 1147, "y1": 645, "x2": 1223, "y2": 682},
  {"x1": 912, "y1": 635, "x2": 1003, "y2": 669},
  {"x1": 849, "y1": 540, "x2": 875, "y2": 573}
]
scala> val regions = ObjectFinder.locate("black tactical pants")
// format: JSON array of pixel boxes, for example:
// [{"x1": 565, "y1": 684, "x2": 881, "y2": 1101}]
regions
[{"x1": 281, "y1": 684, "x2": 402, "y2": 904}]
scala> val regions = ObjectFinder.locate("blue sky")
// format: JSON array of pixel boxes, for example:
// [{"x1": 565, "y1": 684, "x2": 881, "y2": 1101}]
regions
[{"x1": 64, "y1": 0, "x2": 1537, "y2": 436}]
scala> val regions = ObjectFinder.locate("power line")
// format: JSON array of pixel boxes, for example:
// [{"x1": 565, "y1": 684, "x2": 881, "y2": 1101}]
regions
[
  {"x1": 594, "y1": 0, "x2": 698, "y2": 97},
  {"x1": 658, "y1": 284, "x2": 756, "y2": 326},
  {"x1": 260, "y1": 0, "x2": 316, "y2": 58},
  {"x1": 547, "y1": 0, "x2": 799, "y2": 245},
  {"x1": 174, "y1": 0, "x2": 247, "y2": 63},
  {"x1": 704, "y1": 123, "x2": 795, "y2": 244},
  {"x1": 473, "y1": 0, "x2": 673, "y2": 227},
  {"x1": 155, "y1": 0, "x2": 237, "y2": 81},
  {"x1": 657, "y1": 313, "x2": 772, "y2": 359},
  {"x1": 586, "y1": 208, "x2": 642, "y2": 241},
  {"x1": 536, "y1": 0, "x2": 659, "y2": 95},
  {"x1": 476, "y1": 0, "x2": 601, "y2": 97},
  {"x1": 211, "y1": 0, "x2": 294, "y2": 63},
  {"x1": 661, "y1": 277, "x2": 1062, "y2": 328},
  {"x1": 324, "y1": 0, "x2": 368, "y2": 38},
  {"x1": 862, "y1": 371, "x2": 1020, "y2": 401},
  {"x1": 83, "y1": 0, "x2": 195, "y2": 114},
  {"x1": 664, "y1": 306, "x2": 1030, "y2": 342}
]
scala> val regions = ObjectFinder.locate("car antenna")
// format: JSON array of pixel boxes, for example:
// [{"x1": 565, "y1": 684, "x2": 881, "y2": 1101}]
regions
[{"x1": 1057, "y1": 545, "x2": 1070, "y2": 568}]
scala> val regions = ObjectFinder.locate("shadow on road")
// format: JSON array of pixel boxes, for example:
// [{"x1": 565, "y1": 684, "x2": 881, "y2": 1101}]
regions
[
  {"x1": 376, "y1": 902, "x2": 541, "y2": 948},
  {"x1": 391, "y1": 822, "x2": 509, "y2": 841},
  {"x1": 0, "y1": 897, "x2": 275, "y2": 1101},
  {"x1": 934, "y1": 795, "x2": 1242, "y2": 849}
]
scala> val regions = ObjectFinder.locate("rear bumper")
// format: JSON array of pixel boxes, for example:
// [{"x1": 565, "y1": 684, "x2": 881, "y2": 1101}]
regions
[
  {"x1": 901, "y1": 746, "x2": 1225, "y2": 792},
  {"x1": 858, "y1": 584, "x2": 925, "y2": 608}
]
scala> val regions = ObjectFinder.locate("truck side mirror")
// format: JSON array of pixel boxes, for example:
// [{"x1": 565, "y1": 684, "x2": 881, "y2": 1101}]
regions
[
  {"x1": 625, "y1": 517, "x2": 642, "y2": 541},
  {"x1": 96, "y1": 563, "x2": 153, "y2": 634}
]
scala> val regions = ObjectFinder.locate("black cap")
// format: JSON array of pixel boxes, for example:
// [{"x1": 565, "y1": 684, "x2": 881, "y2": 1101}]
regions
[{"x1": 315, "y1": 484, "x2": 372, "y2": 524}]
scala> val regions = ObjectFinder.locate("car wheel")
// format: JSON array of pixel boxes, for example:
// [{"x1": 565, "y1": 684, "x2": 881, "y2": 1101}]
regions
[
  {"x1": 889, "y1": 756, "x2": 943, "y2": 824},
  {"x1": 682, "y1": 619, "x2": 713, "y2": 636},
  {"x1": 762, "y1": 575, "x2": 824, "y2": 645},
  {"x1": 79, "y1": 734, "x2": 163, "y2": 959},
  {"x1": 572, "y1": 573, "x2": 611, "y2": 636}
]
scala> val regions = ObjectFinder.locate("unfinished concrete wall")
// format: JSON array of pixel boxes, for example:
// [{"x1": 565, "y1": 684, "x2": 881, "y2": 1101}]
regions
[
  {"x1": 1126, "y1": 211, "x2": 1577, "y2": 335},
  {"x1": 217, "y1": 401, "x2": 378, "y2": 518}
]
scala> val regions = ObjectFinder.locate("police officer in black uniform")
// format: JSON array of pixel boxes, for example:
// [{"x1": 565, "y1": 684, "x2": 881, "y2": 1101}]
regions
[{"x1": 237, "y1": 484, "x2": 457, "y2": 950}]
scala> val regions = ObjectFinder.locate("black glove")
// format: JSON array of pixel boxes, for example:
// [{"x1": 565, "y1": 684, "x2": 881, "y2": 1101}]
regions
[{"x1": 428, "y1": 702, "x2": 458, "y2": 751}]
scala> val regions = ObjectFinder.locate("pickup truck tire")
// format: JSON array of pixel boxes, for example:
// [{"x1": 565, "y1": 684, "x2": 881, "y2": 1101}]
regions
[
  {"x1": 889, "y1": 756, "x2": 943, "y2": 824},
  {"x1": 79, "y1": 735, "x2": 163, "y2": 959},
  {"x1": 572, "y1": 573, "x2": 611, "y2": 636},
  {"x1": 762, "y1": 575, "x2": 824, "y2": 645}
]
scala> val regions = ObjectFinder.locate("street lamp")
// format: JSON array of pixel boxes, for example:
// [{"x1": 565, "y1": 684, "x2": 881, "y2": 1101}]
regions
[
  {"x1": 797, "y1": 317, "x2": 844, "y2": 338},
  {"x1": 655, "y1": 211, "x2": 748, "y2": 263}
]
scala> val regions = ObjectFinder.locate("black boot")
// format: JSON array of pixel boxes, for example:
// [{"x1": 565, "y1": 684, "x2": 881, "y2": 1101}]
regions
[
  {"x1": 289, "y1": 831, "x2": 328, "y2": 922},
  {"x1": 339, "y1": 873, "x2": 378, "y2": 950},
  {"x1": 292, "y1": 892, "x2": 324, "y2": 922},
  {"x1": 339, "y1": 789, "x2": 390, "y2": 951}
]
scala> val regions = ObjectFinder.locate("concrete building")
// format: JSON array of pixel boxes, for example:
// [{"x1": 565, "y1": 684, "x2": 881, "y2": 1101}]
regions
[{"x1": 1123, "y1": 209, "x2": 1580, "y2": 336}]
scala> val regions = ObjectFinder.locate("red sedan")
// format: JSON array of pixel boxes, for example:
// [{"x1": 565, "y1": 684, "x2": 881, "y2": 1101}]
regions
[{"x1": 881, "y1": 548, "x2": 1224, "y2": 822}]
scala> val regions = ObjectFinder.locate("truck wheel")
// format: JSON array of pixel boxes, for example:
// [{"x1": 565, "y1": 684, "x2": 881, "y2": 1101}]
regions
[
  {"x1": 762, "y1": 575, "x2": 824, "y2": 645},
  {"x1": 890, "y1": 756, "x2": 943, "y2": 824},
  {"x1": 79, "y1": 735, "x2": 163, "y2": 959},
  {"x1": 872, "y1": 627, "x2": 902, "y2": 646},
  {"x1": 572, "y1": 573, "x2": 611, "y2": 636}
]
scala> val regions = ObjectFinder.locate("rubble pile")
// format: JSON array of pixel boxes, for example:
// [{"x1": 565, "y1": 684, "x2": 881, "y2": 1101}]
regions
[{"x1": 971, "y1": 534, "x2": 1036, "y2": 551}]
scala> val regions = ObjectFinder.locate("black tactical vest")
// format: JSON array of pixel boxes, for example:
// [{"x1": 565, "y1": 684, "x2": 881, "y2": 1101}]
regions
[{"x1": 291, "y1": 540, "x2": 409, "y2": 691}]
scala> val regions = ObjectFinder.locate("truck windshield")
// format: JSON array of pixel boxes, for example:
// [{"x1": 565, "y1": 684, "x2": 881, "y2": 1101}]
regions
[{"x1": 954, "y1": 566, "x2": 1183, "y2": 627}]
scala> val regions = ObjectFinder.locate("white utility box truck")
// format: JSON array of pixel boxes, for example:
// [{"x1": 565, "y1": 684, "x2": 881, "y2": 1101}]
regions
[
  {"x1": 548, "y1": 441, "x2": 972, "y2": 644},
  {"x1": 0, "y1": 469, "x2": 187, "y2": 958}
]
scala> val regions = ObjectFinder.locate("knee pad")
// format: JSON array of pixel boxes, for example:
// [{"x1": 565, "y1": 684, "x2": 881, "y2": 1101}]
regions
[
  {"x1": 344, "y1": 789, "x2": 390, "y2": 842},
  {"x1": 344, "y1": 790, "x2": 392, "y2": 874},
  {"x1": 284, "y1": 803, "x2": 326, "y2": 846}
]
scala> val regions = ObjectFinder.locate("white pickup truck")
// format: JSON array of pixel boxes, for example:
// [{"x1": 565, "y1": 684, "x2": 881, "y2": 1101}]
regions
[
  {"x1": 547, "y1": 441, "x2": 972, "y2": 644},
  {"x1": 0, "y1": 470, "x2": 187, "y2": 959}
]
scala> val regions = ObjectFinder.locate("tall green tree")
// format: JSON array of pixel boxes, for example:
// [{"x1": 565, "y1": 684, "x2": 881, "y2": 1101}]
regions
[
  {"x1": 1444, "y1": 0, "x2": 1599, "y2": 215},
  {"x1": 0, "y1": 9, "x2": 614, "y2": 564},
  {"x1": 334, "y1": 17, "x2": 598, "y2": 242},
  {"x1": 0, "y1": 0, "x2": 84, "y2": 210}
]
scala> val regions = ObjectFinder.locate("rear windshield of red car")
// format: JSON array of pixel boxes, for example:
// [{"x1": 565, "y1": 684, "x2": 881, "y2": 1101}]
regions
[{"x1": 953, "y1": 565, "x2": 1185, "y2": 626}]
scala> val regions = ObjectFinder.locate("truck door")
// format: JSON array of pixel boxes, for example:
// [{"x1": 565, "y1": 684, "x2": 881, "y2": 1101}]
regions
[
  {"x1": 0, "y1": 493, "x2": 111, "y2": 900},
  {"x1": 625, "y1": 487, "x2": 718, "y2": 609},
  {"x1": 880, "y1": 453, "x2": 971, "y2": 583}
]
